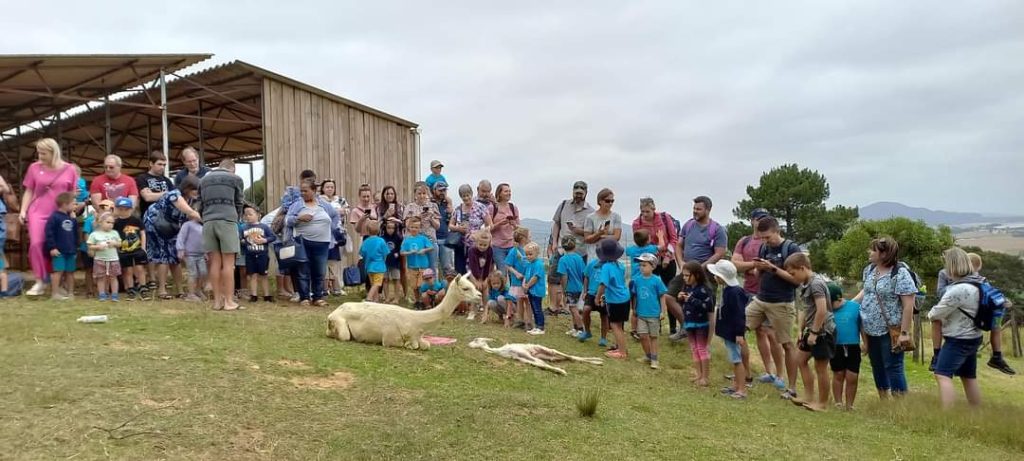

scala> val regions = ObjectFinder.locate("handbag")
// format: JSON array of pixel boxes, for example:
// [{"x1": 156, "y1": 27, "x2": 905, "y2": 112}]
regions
[
  {"x1": 444, "y1": 207, "x2": 466, "y2": 248},
  {"x1": 279, "y1": 236, "x2": 308, "y2": 263},
  {"x1": 343, "y1": 266, "x2": 363, "y2": 287},
  {"x1": 874, "y1": 274, "x2": 915, "y2": 353},
  {"x1": 152, "y1": 211, "x2": 180, "y2": 239}
]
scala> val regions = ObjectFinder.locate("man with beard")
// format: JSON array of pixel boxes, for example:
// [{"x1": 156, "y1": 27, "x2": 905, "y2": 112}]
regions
[
  {"x1": 136, "y1": 151, "x2": 175, "y2": 216},
  {"x1": 668, "y1": 196, "x2": 728, "y2": 342}
]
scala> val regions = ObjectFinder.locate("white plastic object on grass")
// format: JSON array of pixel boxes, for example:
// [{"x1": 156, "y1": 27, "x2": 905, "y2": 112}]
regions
[{"x1": 77, "y1": 315, "x2": 108, "y2": 323}]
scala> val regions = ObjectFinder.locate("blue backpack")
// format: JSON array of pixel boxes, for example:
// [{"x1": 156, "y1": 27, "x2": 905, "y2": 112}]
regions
[{"x1": 954, "y1": 281, "x2": 1007, "y2": 332}]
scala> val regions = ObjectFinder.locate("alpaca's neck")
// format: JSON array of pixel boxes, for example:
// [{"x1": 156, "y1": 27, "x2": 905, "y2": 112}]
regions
[{"x1": 420, "y1": 287, "x2": 463, "y2": 325}]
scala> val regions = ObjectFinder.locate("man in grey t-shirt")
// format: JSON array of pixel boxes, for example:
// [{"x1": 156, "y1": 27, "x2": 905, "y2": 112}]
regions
[
  {"x1": 548, "y1": 181, "x2": 594, "y2": 258},
  {"x1": 200, "y1": 158, "x2": 245, "y2": 311}
]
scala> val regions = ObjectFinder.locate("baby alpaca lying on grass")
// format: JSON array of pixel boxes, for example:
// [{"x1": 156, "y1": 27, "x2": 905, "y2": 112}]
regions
[{"x1": 468, "y1": 337, "x2": 604, "y2": 375}]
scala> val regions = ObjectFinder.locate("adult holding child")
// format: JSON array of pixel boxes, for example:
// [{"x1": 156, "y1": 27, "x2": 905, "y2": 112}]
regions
[
  {"x1": 287, "y1": 178, "x2": 341, "y2": 307},
  {"x1": 927, "y1": 247, "x2": 985, "y2": 408},
  {"x1": 143, "y1": 175, "x2": 201, "y2": 299},
  {"x1": 404, "y1": 181, "x2": 441, "y2": 271},
  {"x1": 852, "y1": 237, "x2": 917, "y2": 398},
  {"x1": 632, "y1": 197, "x2": 680, "y2": 332},
  {"x1": 20, "y1": 138, "x2": 79, "y2": 296},
  {"x1": 489, "y1": 183, "x2": 520, "y2": 272}
]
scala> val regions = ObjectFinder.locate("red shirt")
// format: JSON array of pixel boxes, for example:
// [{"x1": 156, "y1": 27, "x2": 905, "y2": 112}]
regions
[
  {"x1": 733, "y1": 234, "x2": 763, "y2": 294},
  {"x1": 90, "y1": 173, "x2": 139, "y2": 202},
  {"x1": 631, "y1": 212, "x2": 679, "y2": 259}
]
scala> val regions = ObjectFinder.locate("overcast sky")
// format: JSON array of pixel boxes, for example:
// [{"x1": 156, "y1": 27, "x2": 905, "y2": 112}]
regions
[{"x1": 3, "y1": 0, "x2": 1022, "y2": 220}]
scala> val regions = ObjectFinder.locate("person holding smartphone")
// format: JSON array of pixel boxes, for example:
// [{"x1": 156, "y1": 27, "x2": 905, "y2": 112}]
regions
[
  {"x1": 582, "y1": 188, "x2": 622, "y2": 262},
  {"x1": 489, "y1": 183, "x2": 520, "y2": 272}
]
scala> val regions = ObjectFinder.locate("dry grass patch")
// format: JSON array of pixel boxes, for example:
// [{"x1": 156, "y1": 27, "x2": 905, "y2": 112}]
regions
[
  {"x1": 275, "y1": 359, "x2": 311, "y2": 369},
  {"x1": 290, "y1": 371, "x2": 355, "y2": 390}
]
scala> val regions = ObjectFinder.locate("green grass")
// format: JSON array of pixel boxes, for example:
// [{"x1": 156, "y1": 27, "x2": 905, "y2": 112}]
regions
[{"x1": 2, "y1": 294, "x2": 1023, "y2": 460}]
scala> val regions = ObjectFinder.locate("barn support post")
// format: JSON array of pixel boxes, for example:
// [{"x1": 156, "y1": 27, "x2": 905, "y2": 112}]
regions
[
  {"x1": 197, "y1": 99, "x2": 205, "y2": 164},
  {"x1": 104, "y1": 94, "x2": 111, "y2": 155},
  {"x1": 160, "y1": 68, "x2": 170, "y2": 179}
]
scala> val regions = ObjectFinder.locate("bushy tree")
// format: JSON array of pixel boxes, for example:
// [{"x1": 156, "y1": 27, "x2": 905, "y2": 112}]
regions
[
  {"x1": 725, "y1": 221, "x2": 752, "y2": 255},
  {"x1": 733, "y1": 164, "x2": 858, "y2": 245},
  {"x1": 827, "y1": 217, "x2": 955, "y2": 289},
  {"x1": 959, "y1": 246, "x2": 1024, "y2": 303}
]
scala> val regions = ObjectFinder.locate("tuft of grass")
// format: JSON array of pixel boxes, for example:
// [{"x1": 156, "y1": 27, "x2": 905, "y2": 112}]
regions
[{"x1": 576, "y1": 388, "x2": 600, "y2": 418}]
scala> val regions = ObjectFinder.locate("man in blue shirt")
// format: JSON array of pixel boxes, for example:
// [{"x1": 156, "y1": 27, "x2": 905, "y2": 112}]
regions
[
  {"x1": 173, "y1": 147, "x2": 211, "y2": 188},
  {"x1": 668, "y1": 196, "x2": 728, "y2": 342}
]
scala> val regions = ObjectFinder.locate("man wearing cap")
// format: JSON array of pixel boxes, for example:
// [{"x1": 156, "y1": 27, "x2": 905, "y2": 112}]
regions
[
  {"x1": 425, "y1": 160, "x2": 447, "y2": 192},
  {"x1": 90, "y1": 154, "x2": 139, "y2": 210},
  {"x1": 432, "y1": 181, "x2": 454, "y2": 273},
  {"x1": 549, "y1": 181, "x2": 594, "y2": 259},
  {"x1": 732, "y1": 208, "x2": 785, "y2": 387}
]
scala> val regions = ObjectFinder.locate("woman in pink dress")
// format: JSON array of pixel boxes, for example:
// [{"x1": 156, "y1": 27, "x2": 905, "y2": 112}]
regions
[{"x1": 19, "y1": 138, "x2": 79, "y2": 295}]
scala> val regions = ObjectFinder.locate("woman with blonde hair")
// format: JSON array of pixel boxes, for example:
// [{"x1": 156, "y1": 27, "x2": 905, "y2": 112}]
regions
[
  {"x1": 19, "y1": 138, "x2": 79, "y2": 296},
  {"x1": 927, "y1": 247, "x2": 985, "y2": 408}
]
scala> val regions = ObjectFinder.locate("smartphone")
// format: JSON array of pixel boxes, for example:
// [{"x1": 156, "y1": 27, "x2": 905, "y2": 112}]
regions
[
  {"x1": 364, "y1": 208, "x2": 371, "y2": 214},
  {"x1": 422, "y1": 206, "x2": 429, "y2": 213},
  {"x1": 603, "y1": 220, "x2": 611, "y2": 228}
]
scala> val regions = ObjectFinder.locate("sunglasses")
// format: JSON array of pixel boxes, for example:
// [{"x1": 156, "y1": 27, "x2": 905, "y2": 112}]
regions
[{"x1": 603, "y1": 199, "x2": 615, "y2": 203}]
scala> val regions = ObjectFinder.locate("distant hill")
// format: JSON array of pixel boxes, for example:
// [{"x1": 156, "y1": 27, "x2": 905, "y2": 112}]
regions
[
  {"x1": 860, "y1": 202, "x2": 1024, "y2": 227},
  {"x1": 521, "y1": 218, "x2": 632, "y2": 256}
]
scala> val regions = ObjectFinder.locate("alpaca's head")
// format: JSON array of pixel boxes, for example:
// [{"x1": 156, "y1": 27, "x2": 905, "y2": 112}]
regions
[
  {"x1": 447, "y1": 273, "x2": 482, "y2": 304},
  {"x1": 468, "y1": 338, "x2": 494, "y2": 349}
]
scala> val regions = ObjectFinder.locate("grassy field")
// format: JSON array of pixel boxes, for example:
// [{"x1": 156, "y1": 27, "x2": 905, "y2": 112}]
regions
[{"x1": 2, "y1": 293, "x2": 1023, "y2": 460}]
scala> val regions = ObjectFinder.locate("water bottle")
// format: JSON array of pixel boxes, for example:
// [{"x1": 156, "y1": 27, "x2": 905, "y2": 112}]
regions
[{"x1": 77, "y1": 315, "x2": 108, "y2": 323}]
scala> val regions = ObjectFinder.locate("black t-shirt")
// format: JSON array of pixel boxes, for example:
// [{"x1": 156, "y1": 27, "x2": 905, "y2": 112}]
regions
[
  {"x1": 114, "y1": 215, "x2": 146, "y2": 256},
  {"x1": 756, "y1": 239, "x2": 801, "y2": 303},
  {"x1": 136, "y1": 173, "x2": 175, "y2": 215}
]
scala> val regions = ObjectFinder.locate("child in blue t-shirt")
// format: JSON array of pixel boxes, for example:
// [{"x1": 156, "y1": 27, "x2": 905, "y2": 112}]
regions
[
  {"x1": 631, "y1": 253, "x2": 667, "y2": 369},
  {"x1": 359, "y1": 221, "x2": 389, "y2": 302},
  {"x1": 522, "y1": 242, "x2": 547, "y2": 335},
  {"x1": 556, "y1": 236, "x2": 586, "y2": 336},
  {"x1": 680, "y1": 261, "x2": 715, "y2": 386},
  {"x1": 596, "y1": 239, "x2": 630, "y2": 359},
  {"x1": 828, "y1": 283, "x2": 861, "y2": 410},
  {"x1": 400, "y1": 217, "x2": 433, "y2": 300},
  {"x1": 625, "y1": 229, "x2": 660, "y2": 339},
  {"x1": 417, "y1": 268, "x2": 447, "y2": 310},
  {"x1": 486, "y1": 270, "x2": 516, "y2": 326},
  {"x1": 578, "y1": 257, "x2": 608, "y2": 345},
  {"x1": 505, "y1": 227, "x2": 531, "y2": 329}
]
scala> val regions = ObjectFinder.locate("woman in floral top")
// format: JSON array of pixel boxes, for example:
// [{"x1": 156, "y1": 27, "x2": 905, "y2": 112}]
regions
[
  {"x1": 852, "y1": 237, "x2": 918, "y2": 397},
  {"x1": 448, "y1": 184, "x2": 492, "y2": 274}
]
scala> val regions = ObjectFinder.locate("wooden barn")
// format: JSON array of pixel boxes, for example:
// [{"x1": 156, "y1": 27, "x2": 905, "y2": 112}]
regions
[{"x1": 0, "y1": 54, "x2": 419, "y2": 268}]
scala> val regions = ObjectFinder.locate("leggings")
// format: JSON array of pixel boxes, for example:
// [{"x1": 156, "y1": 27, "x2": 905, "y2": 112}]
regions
[{"x1": 688, "y1": 328, "x2": 710, "y2": 361}]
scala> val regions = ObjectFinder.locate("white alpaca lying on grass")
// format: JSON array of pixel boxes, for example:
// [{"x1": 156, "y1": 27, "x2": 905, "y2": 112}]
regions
[
  {"x1": 468, "y1": 337, "x2": 604, "y2": 375},
  {"x1": 326, "y1": 274, "x2": 481, "y2": 350}
]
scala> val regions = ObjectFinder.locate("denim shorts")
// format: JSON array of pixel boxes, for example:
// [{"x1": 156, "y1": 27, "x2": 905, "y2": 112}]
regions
[
  {"x1": 934, "y1": 336, "x2": 982, "y2": 379},
  {"x1": 723, "y1": 340, "x2": 743, "y2": 364}
]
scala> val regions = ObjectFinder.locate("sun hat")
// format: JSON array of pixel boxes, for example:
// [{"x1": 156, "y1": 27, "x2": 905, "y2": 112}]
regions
[
  {"x1": 114, "y1": 197, "x2": 133, "y2": 208},
  {"x1": 595, "y1": 238, "x2": 624, "y2": 262},
  {"x1": 634, "y1": 252, "x2": 658, "y2": 264},
  {"x1": 750, "y1": 208, "x2": 770, "y2": 220},
  {"x1": 430, "y1": 160, "x2": 444, "y2": 168},
  {"x1": 707, "y1": 260, "x2": 740, "y2": 287}
]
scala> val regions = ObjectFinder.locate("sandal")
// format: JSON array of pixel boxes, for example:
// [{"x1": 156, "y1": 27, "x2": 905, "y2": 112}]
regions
[
  {"x1": 158, "y1": 293, "x2": 174, "y2": 300},
  {"x1": 604, "y1": 349, "x2": 628, "y2": 359},
  {"x1": 313, "y1": 300, "x2": 328, "y2": 307},
  {"x1": 299, "y1": 300, "x2": 311, "y2": 307}
]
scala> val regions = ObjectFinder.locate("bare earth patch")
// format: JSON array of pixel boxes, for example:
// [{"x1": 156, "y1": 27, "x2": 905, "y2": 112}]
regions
[
  {"x1": 290, "y1": 372, "x2": 354, "y2": 390},
  {"x1": 106, "y1": 340, "x2": 151, "y2": 351},
  {"x1": 275, "y1": 359, "x2": 311, "y2": 369}
]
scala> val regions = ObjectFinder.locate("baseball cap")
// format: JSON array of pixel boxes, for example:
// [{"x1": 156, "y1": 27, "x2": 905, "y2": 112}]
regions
[
  {"x1": 573, "y1": 181, "x2": 588, "y2": 191},
  {"x1": 114, "y1": 197, "x2": 133, "y2": 208},
  {"x1": 430, "y1": 160, "x2": 444, "y2": 168},
  {"x1": 827, "y1": 282, "x2": 843, "y2": 302},
  {"x1": 422, "y1": 268, "x2": 435, "y2": 278},
  {"x1": 750, "y1": 208, "x2": 770, "y2": 220},
  {"x1": 433, "y1": 181, "x2": 448, "y2": 190},
  {"x1": 634, "y1": 252, "x2": 658, "y2": 264}
]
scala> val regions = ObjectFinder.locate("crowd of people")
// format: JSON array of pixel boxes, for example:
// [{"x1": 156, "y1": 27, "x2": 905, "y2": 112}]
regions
[{"x1": 0, "y1": 138, "x2": 1016, "y2": 411}]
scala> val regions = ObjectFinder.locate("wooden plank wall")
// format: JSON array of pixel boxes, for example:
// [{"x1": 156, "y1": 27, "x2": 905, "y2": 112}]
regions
[{"x1": 262, "y1": 78, "x2": 416, "y2": 262}]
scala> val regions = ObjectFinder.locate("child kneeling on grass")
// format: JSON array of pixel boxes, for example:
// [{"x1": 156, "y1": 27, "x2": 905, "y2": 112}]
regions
[
  {"x1": 785, "y1": 252, "x2": 835, "y2": 412},
  {"x1": 709, "y1": 260, "x2": 750, "y2": 399},
  {"x1": 485, "y1": 270, "x2": 515, "y2": 325},
  {"x1": 418, "y1": 268, "x2": 447, "y2": 310},
  {"x1": 828, "y1": 282, "x2": 861, "y2": 410},
  {"x1": 631, "y1": 253, "x2": 667, "y2": 369}
]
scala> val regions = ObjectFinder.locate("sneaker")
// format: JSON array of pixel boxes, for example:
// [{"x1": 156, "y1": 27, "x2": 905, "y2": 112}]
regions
[
  {"x1": 988, "y1": 356, "x2": 1017, "y2": 375},
  {"x1": 111, "y1": 294, "x2": 121, "y2": 302},
  {"x1": 630, "y1": 331, "x2": 641, "y2": 341},
  {"x1": 773, "y1": 377, "x2": 787, "y2": 390},
  {"x1": 780, "y1": 389, "x2": 798, "y2": 400},
  {"x1": 249, "y1": 295, "x2": 259, "y2": 303},
  {"x1": 290, "y1": 293, "x2": 301, "y2": 303},
  {"x1": 720, "y1": 387, "x2": 737, "y2": 395},
  {"x1": 598, "y1": 337, "x2": 609, "y2": 348},
  {"x1": 730, "y1": 392, "x2": 747, "y2": 400},
  {"x1": 527, "y1": 328, "x2": 546, "y2": 336},
  {"x1": 650, "y1": 360, "x2": 659, "y2": 369},
  {"x1": 757, "y1": 373, "x2": 777, "y2": 384},
  {"x1": 26, "y1": 282, "x2": 49, "y2": 296},
  {"x1": 263, "y1": 296, "x2": 274, "y2": 303},
  {"x1": 669, "y1": 330, "x2": 687, "y2": 342},
  {"x1": 929, "y1": 355, "x2": 938, "y2": 372},
  {"x1": 299, "y1": 300, "x2": 311, "y2": 307},
  {"x1": 745, "y1": 379, "x2": 755, "y2": 389},
  {"x1": 98, "y1": 293, "x2": 109, "y2": 302},
  {"x1": 51, "y1": 293, "x2": 70, "y2": 301},
  {"x1": 577, "y1": 331, "x2": 593, "y2": 342},
  {"x1": 566, "y1": 328, "x2": 579, "y2": 336}
]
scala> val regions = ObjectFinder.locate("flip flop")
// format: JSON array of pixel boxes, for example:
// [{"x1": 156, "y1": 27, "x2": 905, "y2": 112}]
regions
[
  {"x1": 158, "y1": 293, "x2": 174, "y2": 300},
  {"x1": 802, "y1": 402, "x2": 826, "y2": 412}
]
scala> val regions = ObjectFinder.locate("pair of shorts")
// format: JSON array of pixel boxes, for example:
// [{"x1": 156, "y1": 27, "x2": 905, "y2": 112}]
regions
[
  {"x1": 52, "y1": 254, "x2": 77, "y2": 272},
  {"x1": 184, "y1": 254, "x2": 208, "y2": 279},
  {"x1": 385, "y1": 268, "x2": 401, "y2": 280},
  {"x1": 934, "y1": 336, "x2": 982, "y2": 379},
  {"x1": 830, "y1": 344, "x2": 862, "y2": 373},
  {"x1": 745, "y1": 297, "x2": 796, "y2": 345},
  {"x1": 510, "y1": 285, "x2": 525, "y2": 299},
  {"x1": 636, "y1": 317, "x2": 661, "y2": 337},
  {"x1": 203, "y1": 220, "x2": 241, "y2": 254},
  {"x1": 723, "y1": 340, "x2": 743, "y2": 364},
  {"x1": 798, "y1": 331, "x2": 835, "y2": 360},
  {"x1": 119, "y1": 251, "x2": 148, "y2": 268},
  {"x1": 607, "y1": 301, "x2": 630, "y2": 323},
  {"x1": 565, "y1": 291, "x2": 581, "y2": 308},
  {"x1": 93, "y1": 260, "x2": 122, "y2": 277},
  {"x1": 368, "y1": 272, "x2": 385, "y2": 287},
  {"x1": 246, "y1": 253, "x2": 270, "y2": 276},
  {"x1": 584, "y1": 294, "x2": 607, "y2": 315}
]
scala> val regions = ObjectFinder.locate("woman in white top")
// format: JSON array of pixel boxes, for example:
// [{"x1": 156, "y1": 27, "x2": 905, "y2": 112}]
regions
[
  {"x1": 927, "y1": 247, "x2": 984, "y2": 408},
  {"x1": 583, "y1": 188, "x2": 622, "y2": 261}
]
